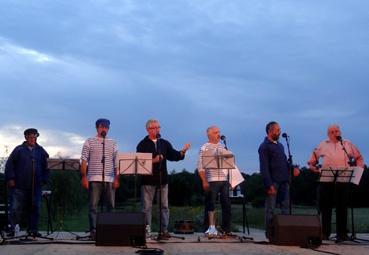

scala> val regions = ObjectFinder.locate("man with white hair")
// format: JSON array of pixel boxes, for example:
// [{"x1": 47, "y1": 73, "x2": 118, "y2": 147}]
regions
[
  {"x1": 137, "y1": 119, "x2": 190, "y2": 238},
  {"x1": 308, "y1": 124, "x2": 364, "y2": 242},
  {"x1": 198, "y1": 125, "x2": 232, "y2": 236}
]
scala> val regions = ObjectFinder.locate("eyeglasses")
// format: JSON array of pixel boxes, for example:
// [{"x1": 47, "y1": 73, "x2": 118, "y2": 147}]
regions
[
  {"x1": 148, "y1": 126, "x2": 161, "y2": 130},
  {"x1": 329, "y1": 130, "x2": 339, "y2": 134},
  {"x1": 26, "y1": 134, "x2": 39, "y2": 138}
]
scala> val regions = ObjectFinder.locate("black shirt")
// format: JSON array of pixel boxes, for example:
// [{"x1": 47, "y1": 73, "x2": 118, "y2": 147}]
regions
[{"x1": 136, "y1": 136, "x2": 184, "y2": 185}]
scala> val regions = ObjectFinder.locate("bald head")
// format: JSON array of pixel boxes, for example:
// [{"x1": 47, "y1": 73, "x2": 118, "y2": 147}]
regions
[
  {"x1": 207, "y1": 125, "x2": 221, "y2": 144},
  {"x1": 327, "y1": 124, "x2": 341, "y2": 142}
]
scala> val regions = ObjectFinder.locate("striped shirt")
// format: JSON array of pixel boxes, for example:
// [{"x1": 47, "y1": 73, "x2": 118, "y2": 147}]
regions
[
  {"x1": 197, "y1": 142, "x2": 230, "y2": 182},
  {"x1": 81, "y1": 137, "x2": 118, "y2": 182}
]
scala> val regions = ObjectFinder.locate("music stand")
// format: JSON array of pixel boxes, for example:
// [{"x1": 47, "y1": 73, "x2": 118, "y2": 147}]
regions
[
  {"x1": 118, "y1": 153, "x2": 152, "y2": 207},
  {"x1": 319, "y1": 167, "x2": 362, "y2": 243},
  {"x1": 322, "y1": 166, "x2": 368, "y2": 243},
  {"x1": 47, "y1": 159, "x2": 84, "y2": 240},
  {"x1": 202, "y1": 148, "x2": 235, "y2": 172}
]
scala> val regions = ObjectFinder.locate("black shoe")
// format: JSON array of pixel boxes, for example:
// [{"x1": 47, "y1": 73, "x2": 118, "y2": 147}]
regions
[
  {"x1": 6, "y1": 230, "x2": 15, "y2": 238},
  {"x1": 160, "y1": 231, "x2": 171, "y2": 239},
  {"x1": 29, "y1": 231, "x2": 43, "y2": 238},
  {"x1": 322, "y1": 234, "x2": 330, "y2": 241},
  {"x1": 335, "y1": 235, "x2": 348, "y2": 243},
  {"x1": 89, "y1": 230, "x2": 96, "y2": 241}
]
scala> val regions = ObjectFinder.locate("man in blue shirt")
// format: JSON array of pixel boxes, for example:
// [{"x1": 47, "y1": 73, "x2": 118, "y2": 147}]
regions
[
  {"x1": 258, "y1": 121, "x2": 298, "y2": 236},
  {"x1": 5, "y1": 128, "x2": 49, "y2": 237}
]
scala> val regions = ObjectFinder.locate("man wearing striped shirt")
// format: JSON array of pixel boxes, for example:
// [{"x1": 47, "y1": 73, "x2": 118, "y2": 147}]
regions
[
  {"x1": 81, "y1": 118, "x2": 120, "y2": 239},
  {"x1": 198, "y1": 125, "x2": 232, "y2": 236}
]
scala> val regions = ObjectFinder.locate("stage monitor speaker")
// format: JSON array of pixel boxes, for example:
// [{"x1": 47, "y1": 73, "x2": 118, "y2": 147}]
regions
[
  {"x1": 268, "y1": 214, "x2": 322, "y2": 247},
  {"x1": 96, "y1": 212, "x2": 146, "y2": 246}
]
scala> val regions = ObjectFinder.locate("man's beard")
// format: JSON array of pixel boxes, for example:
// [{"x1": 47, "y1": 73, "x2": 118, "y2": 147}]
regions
[{"x1": 272, "y1": 134, "x2": 280, "y2": 141}]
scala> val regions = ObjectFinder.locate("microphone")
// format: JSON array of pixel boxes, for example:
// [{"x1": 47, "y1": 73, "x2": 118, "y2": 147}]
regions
[
  {"x1": 220, "y1": 135, "x2": 228, "y2": 150},
  {"x1": 336, "y1": 135, "x2": 342, "y2": 141},
  {"x1": 156, "y1": 133, "x2": 161, "y2": 139},
  {"x1": 282, "y1": 133, "x2": 288, "y2": 138},
  {"x1": 101, "y1": 131, "x2": 107, "y2": 138}
]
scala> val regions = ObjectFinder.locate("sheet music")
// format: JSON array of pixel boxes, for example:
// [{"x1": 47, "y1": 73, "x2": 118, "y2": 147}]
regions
[
  {"x1": 229, "y1": 166, "x2": 244, "y2": 189},
  {"x1": 320, "y1": 166, "x2": 364, "y2": 185},
  {"x1": 117, "y1": 152, "x2": 152, "y2": 175},
  {"x1": 201, "y1": 148, "x2": 235, "y2": 169},
  {"x1": 201, "y1": 148, "x2": 244, "y2": 188},
  {"x1": 47, "y1": 158, "x2": 80, "y2": 171}
]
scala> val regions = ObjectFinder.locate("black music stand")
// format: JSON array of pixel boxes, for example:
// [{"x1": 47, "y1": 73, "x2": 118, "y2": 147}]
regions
[
  {"x1": 319, "y1": 167, "x2": 358, "y2": 243},
  {"x1": 333, "y1": 166, "x2": 368, "y2": 243},
  {"x1": 118, "y1": 152, "x2": 153, "y2": 207},
  {"x1": 47, "y1": 159, "x2": 84, "y2": 239}
]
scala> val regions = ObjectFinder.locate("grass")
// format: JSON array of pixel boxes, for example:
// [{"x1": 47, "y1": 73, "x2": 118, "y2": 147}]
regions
[{"x1": 38, "y1": 203, "x2": 369, "y2": 233}]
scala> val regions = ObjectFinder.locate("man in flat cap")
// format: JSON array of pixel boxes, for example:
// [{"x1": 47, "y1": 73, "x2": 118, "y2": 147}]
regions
[
  {"x1": 5, "y1": 128, "x2": 49, "y2": 237},
  {"x1": 81, "y1": 118, "x2": 119, "y2": 240}
]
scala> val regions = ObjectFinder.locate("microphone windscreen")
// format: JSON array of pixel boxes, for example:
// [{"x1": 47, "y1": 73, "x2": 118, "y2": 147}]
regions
[
  {"x1": 101, "y1": 131, "x2": 107, "y2": 138},
  {"x1": 156, "y1": 133, "x2": 161, "y2": 139},
  {"x1": 220, "y1": 135, "x2": 226, "y2": 140},
  {"x1": 336, "y1": 136, "x2": 342, "y2": 141},
  {"x1": 282, "y1": 133, "x2": 288, "y2": 138}
]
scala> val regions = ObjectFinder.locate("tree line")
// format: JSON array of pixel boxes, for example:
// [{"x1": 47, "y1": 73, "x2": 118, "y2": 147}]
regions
[{"x1": 1, "y1": 166, "x2": 369, "y2": 221}]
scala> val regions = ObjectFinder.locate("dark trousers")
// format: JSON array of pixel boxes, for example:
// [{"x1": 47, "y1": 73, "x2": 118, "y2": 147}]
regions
[
  {"x1": 205, "y1": 181, "x2": 231, "y2": 232},
  {"x1": 11, "y1": 188, "x2": 42, "y2": 233},
  {"x1": 203, "y1": 191, "x2": 211, "y2": 231},
  {"x1": 319, "y1": 182, "x2": 349, "y2": 239}
]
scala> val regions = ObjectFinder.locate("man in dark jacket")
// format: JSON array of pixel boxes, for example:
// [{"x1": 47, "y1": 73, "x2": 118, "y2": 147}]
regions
[
  {"x1": 137, "y1": 119, "x2": 190, "y2": 238},
  {"x1": 5, "y1": 128, "x2": 49, "y2": 237},
  {"x1": 258, "y1": 121, "x2": 299, "y2": 236}
]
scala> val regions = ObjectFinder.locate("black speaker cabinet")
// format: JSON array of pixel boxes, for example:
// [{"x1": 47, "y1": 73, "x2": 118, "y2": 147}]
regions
[
  {"x1": 96, "y1": 212, "x2": 146, "y2": 246},
  {"x1": 268, "y1": 214, "x2": 322, "y2": 247}
]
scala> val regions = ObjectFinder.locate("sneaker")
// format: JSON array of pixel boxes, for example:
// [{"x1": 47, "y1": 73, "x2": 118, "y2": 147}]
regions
[
  {"x1": 205, "y1": 226, "x2": 218, "y2": 236},
  {"x1": 145, "y1": 225, "x2": 152, "y2": 239}
]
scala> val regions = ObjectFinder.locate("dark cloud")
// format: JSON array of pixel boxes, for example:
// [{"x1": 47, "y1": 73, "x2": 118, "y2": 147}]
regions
[{"x1": 1, "y1": 0, "x2": 368, "y2": 172}]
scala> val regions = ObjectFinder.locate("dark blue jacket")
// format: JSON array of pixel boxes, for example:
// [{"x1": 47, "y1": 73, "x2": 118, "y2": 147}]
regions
[
  {"x1": 258, "y1": 137, "x2": 289, "y2": 189},
  {"x1": 137, "y1": 136, "x2": 184, "y2": 186},
  {"x1": 5, "y1": 142, "x2": 49, "y2": 191}
]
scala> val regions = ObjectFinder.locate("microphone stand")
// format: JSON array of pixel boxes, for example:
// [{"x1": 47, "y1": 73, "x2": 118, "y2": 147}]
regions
[
  {"x1": 338, "y1": 138, "x2": 368, "y2": 243},
  {"x1": 338, "y1": 138, "x2": 356, "y2": 167},
  {"x1": 221, "y1": 137, "x2": 252, "y2": 241},
  {"x1": 155, "y1": 136, "x2": 183, "y2": 241},
  {"x1": 25, "y1": 147, "x2": 52, "y2": 240},
  {"x1": 156, "y1": 136, "x2": 163, "y2": 240},
  {"x1": 282, "y1": 134, "x2": 294, "y2": 215},
  {"x1": 100, "y1": 133, "x2": 106, "y2": 213}
]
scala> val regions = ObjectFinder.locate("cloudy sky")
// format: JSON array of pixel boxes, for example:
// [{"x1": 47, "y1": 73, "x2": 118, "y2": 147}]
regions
[{"x1": 1, "y1": 0, "x2": 368, "y2": 173}]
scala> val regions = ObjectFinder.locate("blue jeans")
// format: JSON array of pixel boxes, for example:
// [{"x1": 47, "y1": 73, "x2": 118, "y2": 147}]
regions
[
  {"x1": 88, "y1": 182, "x2": 115, "y2": 231},
  {"x1": 206, "y1": 181, "x2": 231, "y2": 232},
  {"x1": 264, "y1": 182, "x2": 289, "y2": 227},
  {"x1": 141, "y1": 184, "x2": 169, "y2": 232},
  {"x1": 11, "y1": 188, "x2": 42, "y2": 232}
]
